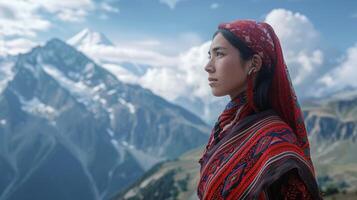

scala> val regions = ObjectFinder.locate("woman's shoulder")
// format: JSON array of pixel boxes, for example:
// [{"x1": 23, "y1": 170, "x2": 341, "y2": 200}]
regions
[
  {"x1": 252, "y1": 109, "x2": 297, "y2": 142},
  {"x1": 252, "y1": 109, "x2": 294, "y2": 132}
]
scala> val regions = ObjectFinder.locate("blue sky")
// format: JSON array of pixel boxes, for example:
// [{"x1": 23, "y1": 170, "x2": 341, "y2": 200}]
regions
[
  {"x1": 30, "y1": 0, "x2": 356, "y2": 52},
  {"x1": 1, "y1": 0, "x2": 357, "y2": 104}
]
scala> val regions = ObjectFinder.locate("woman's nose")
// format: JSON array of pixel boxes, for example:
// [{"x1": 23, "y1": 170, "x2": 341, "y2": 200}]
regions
[{"x1": 204, "y1": 60, "x2": 215, "y2": 73}]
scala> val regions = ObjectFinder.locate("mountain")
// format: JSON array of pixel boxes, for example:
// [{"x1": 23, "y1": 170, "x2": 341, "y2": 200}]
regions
[
  {"x1": 67, "y1": 29, "x2": 153, "y2": 84},
  {"x1": 67, "y1": 28, "x2": 114, "y2": 47},
  {"x1": 302, "y1": 90, "x2": 357, "y2": 192},
  {"x1": 115, "y1": 90, "x2": 357, "y2": 199},
  {"x1": 0, "y1": 38, "x2": 210, "y2": 200}
]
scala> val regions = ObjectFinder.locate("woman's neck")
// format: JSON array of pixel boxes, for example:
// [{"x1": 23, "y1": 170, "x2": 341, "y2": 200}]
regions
[{"x1": 225, "y1": 90, "x2": 247, "y2": 111}]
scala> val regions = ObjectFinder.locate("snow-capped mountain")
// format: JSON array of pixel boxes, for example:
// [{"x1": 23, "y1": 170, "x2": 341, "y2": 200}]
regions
[
  {"x1": 67, "y1": 28, "x2": 114, "y2": 47},
  {"x1": 0, "y1": 38, "x2": 210, "y2": 200},
  {"x1": 67, "y1": 29, "x2": 153, "y2": 84}
]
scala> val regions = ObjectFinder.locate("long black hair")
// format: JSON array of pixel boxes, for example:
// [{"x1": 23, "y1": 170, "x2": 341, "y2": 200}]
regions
[{"x1": 213, "y1": 29, "x2": 274, "y2": 111}]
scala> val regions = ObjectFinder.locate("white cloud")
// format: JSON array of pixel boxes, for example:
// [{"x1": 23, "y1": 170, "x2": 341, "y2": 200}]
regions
[
  {"x1": 136, "y1": 40, "x2": 227, "y2": 124},
  {"x1": 285, "y1": 49, "x2": 323, "y2": 85},
  {"x1": 33, "y1": 0, "x2": 94, "y2": 22},
  {"x1": 159, "y1": 0, "x2": 183, "y2": 9},
  {"x1": 139, "y1": 67, "x2": 187, "y2": 100},
  {"x1": 265, "y1": 8, "x2": 323, "y2": 86},
  {"x1": 318, "y1": 43, "x2": 357, "y2": 90},
  {"x1": 138, "y1": 41, "x2": 212, "y2": 101},
  {"x1": 265, "y1": 9, "x2": 319, "y2": 51},
  {"x1": 77, "y1": 44, "x2": 177, "y2": 68},
  {"x1": 33, "y1": 0, "x2": 94, "y2": 13},
  {"x1": 101, "y1": 63, "x2": 139, "y2": 84},
  {"x1": 176, "y1": 41, "x2": 212, "y2": 99},
  {"x1": 0, "y1": 0, "x2": 94, "y2": 37},
  {"x1": 210, "y1": 3, "x2": 219, "y2": 9},
  {"x1": 0, "y1": 1, "x2": 51, "y2": 37},
  {"x1": 105, "y1": 31, "x2": 204, "y2": 57},
  {"x1": 0, "y1": 38, "x2": 37, "y2": 57},
  {"x1": 99, "y1": 2, "x2": 119, "y2": 13},
  {"x1": 56, "y1": 8, "x2": 88, "y2": 22},
  {"x1": 0, "y1": 0, "x2": 119, "y2": 37},
  {"x1": 132, "y1": 40, "x2": 162, "y2": 47}
]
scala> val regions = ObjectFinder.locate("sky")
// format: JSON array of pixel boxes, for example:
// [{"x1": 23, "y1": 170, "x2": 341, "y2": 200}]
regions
[
  {"x1": 0, "y1": 0, "x2": 357, "y2": 103},
  {"x1": 1, "y1": 0, "x2": 356, "y2": 53}
]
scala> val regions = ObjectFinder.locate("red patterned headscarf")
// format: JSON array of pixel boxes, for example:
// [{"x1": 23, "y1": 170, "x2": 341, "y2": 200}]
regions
[{"x1": 219, "y1": 20, "x2": 311, "y2": 161}]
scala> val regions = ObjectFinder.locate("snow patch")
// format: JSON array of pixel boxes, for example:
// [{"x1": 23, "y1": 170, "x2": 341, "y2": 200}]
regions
[
  {"x1": 83, "y1": 62, "x2": 95, "y2": 79},
  {"x1": 42, "y1": 64, "x2": 106, "y2": 114},
  {"x1": 68, "y1": 71, "x2": 80, "y2": 80},
  {"x1": 93, "y1": 83, "x2": 106, "y2": 92},
  {"x1": 118, "y1": 98, "x2": 136, "y2": 114},
  {"x1": 99, "y1": 98, "x2": 107, "y2": 105},
  {"x1": 0, "y1": 60, "x2": 15, "y2": 94},
  {"x1": 107, "y1": 89, "x2": 116, "y2": 96},
  {"x1": 0, "y1": 119, "x2": 7, "y2": 125},
  {"x1": 121, "y1": 140, "x2": 135, "y2": 149},
  {"x1": 110, "y1": 139, "x2": 125, "y2": 164},
  {"x1": 107, "y1": 128, "x2": 114, "y2": 137},
  {"x1": 20, "y1": 97, "x2": 58, "y2": 119}
]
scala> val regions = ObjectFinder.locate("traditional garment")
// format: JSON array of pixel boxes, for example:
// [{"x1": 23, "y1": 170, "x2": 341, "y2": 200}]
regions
[{"x1": 197, "y1": 20, "x2": 322, "y2": 200}]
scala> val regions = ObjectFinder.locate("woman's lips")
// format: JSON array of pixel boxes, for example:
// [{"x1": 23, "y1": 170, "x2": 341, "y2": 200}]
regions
[
  {"x1": 209, "y1": 82, "x2": 217, "y2": 87},
  {"x1": 208, "y1": 78, "x2": 218, "y2": 86},
  {"x1": 208, "y1": 77, "x2": 218, "y2": 82}
]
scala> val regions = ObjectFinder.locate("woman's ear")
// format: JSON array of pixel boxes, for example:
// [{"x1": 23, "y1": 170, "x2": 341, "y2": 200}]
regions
[{"x1": 251, "y1": 54, "x2": 262, "y2": 72}]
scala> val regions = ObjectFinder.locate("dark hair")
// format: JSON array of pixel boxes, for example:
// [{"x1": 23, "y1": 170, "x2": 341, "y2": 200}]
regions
[{"x1": 213, "y1": 29, "x2": 274, "y2": 111}]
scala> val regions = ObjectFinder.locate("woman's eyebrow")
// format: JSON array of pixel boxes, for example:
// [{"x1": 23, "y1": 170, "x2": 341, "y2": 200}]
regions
[{"x1": 208, "y1": 46, "x2": 227, "y2": 55}]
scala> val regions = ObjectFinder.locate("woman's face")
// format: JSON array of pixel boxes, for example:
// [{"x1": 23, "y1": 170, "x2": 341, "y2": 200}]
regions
[{"x1": 205, "y1": 32, "x2": 250, "y2": 99}]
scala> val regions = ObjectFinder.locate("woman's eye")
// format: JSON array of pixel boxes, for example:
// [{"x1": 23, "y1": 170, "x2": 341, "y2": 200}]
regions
[
  {"x1": 207, "y1": 52, "x2": 223, "y2": 59},
  {"x1": 216, "y1": 52, "x2": 223, "y2": 57}
]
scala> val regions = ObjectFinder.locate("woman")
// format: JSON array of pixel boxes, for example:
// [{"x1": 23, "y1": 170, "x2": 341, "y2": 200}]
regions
[{"x1": 197, "y1": 20, "x2": 322, "y2": 200}]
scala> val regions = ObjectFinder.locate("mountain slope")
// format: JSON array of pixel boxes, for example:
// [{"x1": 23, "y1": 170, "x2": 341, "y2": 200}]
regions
[{"x1": 114, "y1": 147, "x2": 203, "y2": 200}]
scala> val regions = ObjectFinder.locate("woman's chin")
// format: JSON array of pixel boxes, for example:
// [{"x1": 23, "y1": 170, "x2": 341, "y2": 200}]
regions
[{"x1": 211, "y1": 89, "x2": 226, "y2": 97}]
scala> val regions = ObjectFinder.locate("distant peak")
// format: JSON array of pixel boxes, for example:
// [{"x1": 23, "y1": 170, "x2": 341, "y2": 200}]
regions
[
  {"x1": 44, "y1": 38, "x2": 73, "y2": 50},
  {"x1": 47, "y1": 38, "x2": 66, "y2": 45},
  {"x1": 67, "y1": 28, "x2": 114, "y2": 47}
]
